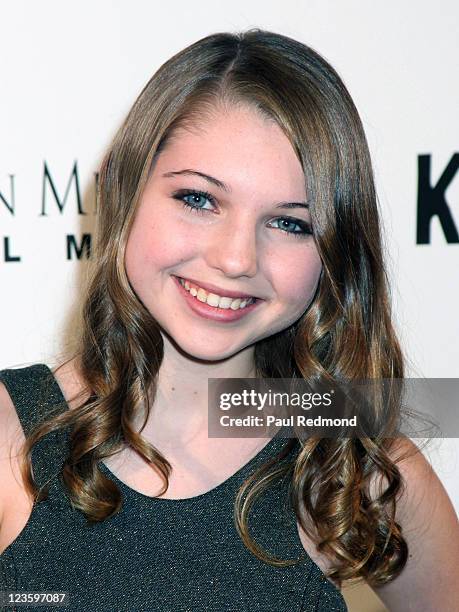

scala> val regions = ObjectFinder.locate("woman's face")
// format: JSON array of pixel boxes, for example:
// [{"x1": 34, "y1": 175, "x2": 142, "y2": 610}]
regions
[{"x1": 125, "y1": 104, "x2": 322, "y2": 361}]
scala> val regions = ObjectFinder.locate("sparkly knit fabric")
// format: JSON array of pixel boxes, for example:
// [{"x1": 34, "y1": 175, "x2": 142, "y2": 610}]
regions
[{"x1": 0, "y1": 364, "x2": 347, "y2": 611}]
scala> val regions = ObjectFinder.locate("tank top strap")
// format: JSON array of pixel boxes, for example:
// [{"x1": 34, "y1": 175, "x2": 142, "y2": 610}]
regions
[{"x1": 0, "y1": 363, "x2": 70, "y2": 490}]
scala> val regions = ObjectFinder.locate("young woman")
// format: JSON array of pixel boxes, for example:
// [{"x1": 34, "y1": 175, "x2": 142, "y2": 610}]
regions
[{"x1": 0, "y1": 29, "x2": 458, "y2": 612}]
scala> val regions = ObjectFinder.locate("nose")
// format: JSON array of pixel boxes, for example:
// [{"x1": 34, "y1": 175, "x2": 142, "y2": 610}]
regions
[{"x1": 205, "y1": 215, "x2": 259, "y2": 278}]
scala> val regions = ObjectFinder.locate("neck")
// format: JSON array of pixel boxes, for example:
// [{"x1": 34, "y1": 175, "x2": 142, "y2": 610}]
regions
[{"x1": 137, "y1": 330, "x2": 257, "y2": 443}]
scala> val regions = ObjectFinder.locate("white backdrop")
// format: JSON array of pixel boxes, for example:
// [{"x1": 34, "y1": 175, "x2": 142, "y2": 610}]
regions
[{"x1": 1, "y1": 2, "x2": 458, "y2": 609}]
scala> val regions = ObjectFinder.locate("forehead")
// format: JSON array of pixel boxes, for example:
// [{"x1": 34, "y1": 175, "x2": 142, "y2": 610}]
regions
[{"x1": 151, "y1": 105, "x2": 306, "y2": 198}]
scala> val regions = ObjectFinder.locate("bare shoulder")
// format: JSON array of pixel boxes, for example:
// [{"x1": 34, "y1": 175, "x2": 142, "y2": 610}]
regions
[
  {"x1": 295, "y1": 437, "x2": 459, "y2": 609},
  {"x1": 0, "y1": 379, "x2": 34, "y2": 531},
  {"x1": 371, "y1": 437, "x2": 459, "y2": 611},
  {"x1": 0, "y1": 355, "x2": 87, "y2": 520},
  {"x1": 0, "y1": 358, "x2": 87, "y2": 554}
]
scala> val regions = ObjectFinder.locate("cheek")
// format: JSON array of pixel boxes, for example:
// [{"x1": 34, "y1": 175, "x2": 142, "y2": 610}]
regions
[
  {"x1": 270, "y1": 246, "x2": 322, "y2": 306},
  {"x1": 124, "y1": 206, "x2": 193, "y2": 284}
]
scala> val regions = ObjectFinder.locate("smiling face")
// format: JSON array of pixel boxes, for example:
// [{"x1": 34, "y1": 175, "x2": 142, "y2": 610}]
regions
[{"x1": 124, "y1": 103, "x2": 323, "y2": 362}]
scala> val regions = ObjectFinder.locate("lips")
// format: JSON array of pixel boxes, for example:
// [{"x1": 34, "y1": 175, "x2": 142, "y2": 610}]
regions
[{"x1": 173, "y1": 275, "x2": 261, "y2": 322}]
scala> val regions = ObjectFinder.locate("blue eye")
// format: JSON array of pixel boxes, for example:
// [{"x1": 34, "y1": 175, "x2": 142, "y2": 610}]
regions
[
  {"x1": 172, "y1": 189, "x2": 215, "y2": 214},
  {"x1": 269, "y1": 217, "x2": 313, "y2": 239}
]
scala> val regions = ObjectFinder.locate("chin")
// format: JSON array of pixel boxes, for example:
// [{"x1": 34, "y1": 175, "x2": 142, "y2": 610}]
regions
[
  {"x1": 183, "y1": 342, "x2": 243, "y2": 363},
  {"x1": 160, "y1": 327, "x2": 239, "y2": 361}
]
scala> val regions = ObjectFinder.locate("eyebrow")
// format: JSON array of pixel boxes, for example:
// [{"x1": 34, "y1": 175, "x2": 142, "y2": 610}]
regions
[{"x1": 162, "y1": 169, "x2": 309, "y2": 210}]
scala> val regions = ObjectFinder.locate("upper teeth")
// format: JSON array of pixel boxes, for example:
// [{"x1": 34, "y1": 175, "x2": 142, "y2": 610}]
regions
[{"x1": 178, "y1": 278, "x2": 255, "y2": 310}]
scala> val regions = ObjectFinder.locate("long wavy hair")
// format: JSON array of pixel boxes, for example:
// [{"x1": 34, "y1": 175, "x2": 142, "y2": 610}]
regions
[{"x1": 19, "y1": 28, "x2": 418, "y2": 588}]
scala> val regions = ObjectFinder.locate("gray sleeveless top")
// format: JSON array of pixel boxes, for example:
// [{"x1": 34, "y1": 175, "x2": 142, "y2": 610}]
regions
[{"x1": 0, "y1": 364, "x2": 347, "y2": 611}]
